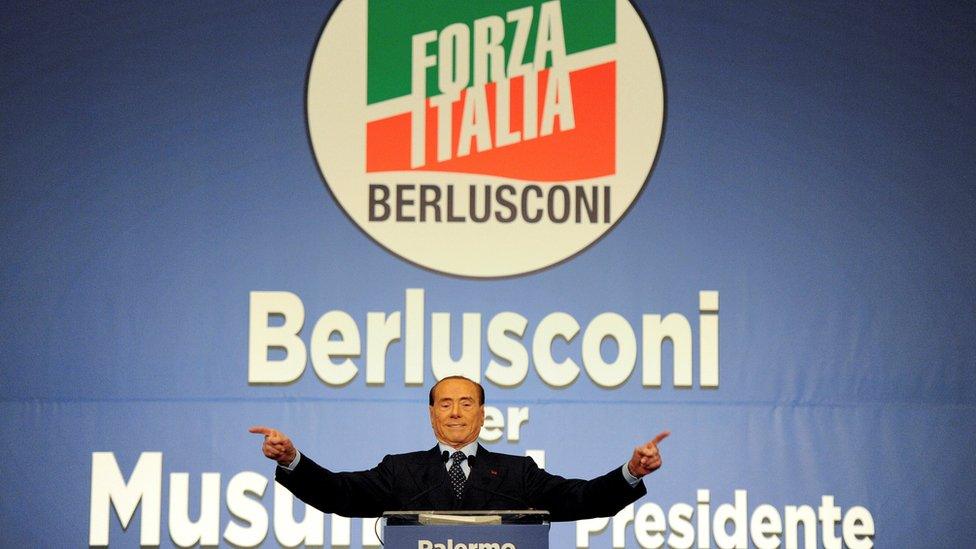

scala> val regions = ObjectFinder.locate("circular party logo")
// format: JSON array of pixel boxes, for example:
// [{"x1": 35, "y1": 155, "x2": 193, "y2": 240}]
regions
[{"x1": 307, "y1": 0, "x2": 664, "y2": 277}]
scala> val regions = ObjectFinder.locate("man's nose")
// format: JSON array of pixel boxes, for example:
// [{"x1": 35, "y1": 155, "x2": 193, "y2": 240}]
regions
[{"x1": 450, "y1": 403, "x2": 462, "y2": 416}]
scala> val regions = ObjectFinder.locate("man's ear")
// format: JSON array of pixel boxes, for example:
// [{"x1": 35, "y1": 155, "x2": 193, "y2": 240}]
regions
[{"x1": 478, "y1": 405, "x2": 485, "y2": 426}]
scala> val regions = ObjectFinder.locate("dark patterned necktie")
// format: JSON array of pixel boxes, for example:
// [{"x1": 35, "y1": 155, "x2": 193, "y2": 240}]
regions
[{"x1": 448, "y1": 451, "x2": 467, "y2": 499}]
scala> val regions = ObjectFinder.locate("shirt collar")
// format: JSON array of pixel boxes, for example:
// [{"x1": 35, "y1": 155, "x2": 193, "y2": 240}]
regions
[{"x1": 437, "y1": 440, "x2": 478, "y2": 458}]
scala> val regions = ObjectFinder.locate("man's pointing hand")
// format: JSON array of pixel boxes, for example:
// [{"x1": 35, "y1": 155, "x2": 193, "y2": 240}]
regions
[
  {"x1": 249, "y1": 426, "x2": 297, "y2": 466},
  {"x1": 627, "y1": 431, "x2": 670, "y2": 478}
]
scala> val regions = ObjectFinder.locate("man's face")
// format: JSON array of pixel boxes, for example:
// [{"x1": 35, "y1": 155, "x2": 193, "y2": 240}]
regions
[{"x1": 429, "y1": 378, "x2": 485, "y2": 449}]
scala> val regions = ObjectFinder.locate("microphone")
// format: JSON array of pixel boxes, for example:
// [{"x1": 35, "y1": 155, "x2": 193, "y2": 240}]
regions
[
  {"x1": 403, "y1": 450, "x2": 454, "y2": 507},
  {"x1": 404, "y1": 478, "x2": 448, "y2": 507},
  {"x1": 462, "y1": 454, "x2": 526, "y2": 506},
  {"x1": 466, "y1": 477, "x2": 532, "y2": 509}
]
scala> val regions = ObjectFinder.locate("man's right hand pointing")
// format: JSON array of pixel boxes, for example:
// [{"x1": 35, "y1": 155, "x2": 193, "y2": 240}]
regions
[{"x1": 249, "y1": 426, "x2": 297, "y2": 466}]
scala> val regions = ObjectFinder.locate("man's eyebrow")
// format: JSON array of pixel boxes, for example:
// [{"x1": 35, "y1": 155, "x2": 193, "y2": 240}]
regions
[{"x1": 436, "y1": 396, "x2": 475, "y2": 403}]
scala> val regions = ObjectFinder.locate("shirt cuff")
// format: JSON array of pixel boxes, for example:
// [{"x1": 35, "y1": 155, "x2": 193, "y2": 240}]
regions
[
  {"x1": 621, "y1": 463, "x2": 641, "y2": 486},
  {"x1": 279, "y1": 451, "x2": 301, "y2": 471}
]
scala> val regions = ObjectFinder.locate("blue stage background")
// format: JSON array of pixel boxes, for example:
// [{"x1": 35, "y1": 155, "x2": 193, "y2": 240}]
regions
[{"x1": 2, "y1": 1, "x2": 974, "y2": 547}]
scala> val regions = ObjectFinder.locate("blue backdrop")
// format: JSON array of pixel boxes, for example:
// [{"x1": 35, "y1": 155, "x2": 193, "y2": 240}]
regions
[{"x1": 2, "y1": 1, "x2": 974, "y2": 547}]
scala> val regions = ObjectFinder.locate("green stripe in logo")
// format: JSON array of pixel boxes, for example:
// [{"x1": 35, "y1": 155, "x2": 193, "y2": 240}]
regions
[{"x1": 367, "y1": 0, "x2": 614, "y2": 105}]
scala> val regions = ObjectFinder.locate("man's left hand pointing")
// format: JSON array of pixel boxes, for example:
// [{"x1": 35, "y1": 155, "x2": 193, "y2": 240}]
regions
[
  {"x1": 627, "y1": 431, "x2": 670, "y2": 478},
  {"x1": 249, "y1": 425, "x2": 297, "y2": 466}
]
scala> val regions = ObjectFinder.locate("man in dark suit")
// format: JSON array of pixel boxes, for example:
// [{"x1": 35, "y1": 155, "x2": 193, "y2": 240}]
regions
[{"x1": 251, "y1": 376, "x2": 669, "y2": 521}]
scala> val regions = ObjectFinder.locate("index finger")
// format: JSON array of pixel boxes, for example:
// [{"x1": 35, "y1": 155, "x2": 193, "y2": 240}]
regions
[
  {"x1": 650, "y1": 431, "x2": 671, "y2": 445},
  {"x1": 249, "y1": 426, "x2": 274, "y2": 436}
]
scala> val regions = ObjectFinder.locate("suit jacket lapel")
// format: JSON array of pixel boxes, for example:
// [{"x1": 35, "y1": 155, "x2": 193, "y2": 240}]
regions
[
  {"x1": 414, "y1": 446, "x2": 453, "y2": 511},
  {"x1": 462, "y1": 445, "x2": 509, "y2": 509}
]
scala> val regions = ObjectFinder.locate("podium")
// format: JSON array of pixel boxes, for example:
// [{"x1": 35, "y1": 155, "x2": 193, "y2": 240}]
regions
[{"x1": 382, "y1": 510, "x2": 551, "y2": 549}]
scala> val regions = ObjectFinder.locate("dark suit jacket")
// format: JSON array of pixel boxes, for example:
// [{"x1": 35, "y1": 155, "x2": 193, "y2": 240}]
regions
[{"x1": 275, "y1": 444, "x2": 646, "y2": 522}]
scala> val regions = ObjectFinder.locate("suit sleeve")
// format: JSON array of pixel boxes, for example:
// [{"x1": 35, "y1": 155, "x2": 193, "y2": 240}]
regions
[
  {"x1": 275, "y1": 453, "x2": 397, "y2": 517},
  {"x1": 520, "y1": 458, "x2": 646, "y2": 521}
]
